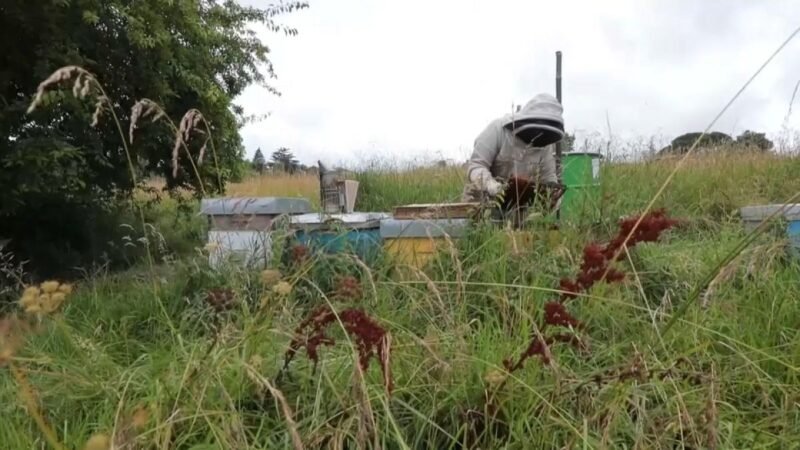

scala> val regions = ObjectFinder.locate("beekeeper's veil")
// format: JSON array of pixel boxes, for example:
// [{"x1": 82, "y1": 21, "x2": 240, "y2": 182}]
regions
[{"x1": 503, "y1": 93, "x2": 565, "y2": 147}]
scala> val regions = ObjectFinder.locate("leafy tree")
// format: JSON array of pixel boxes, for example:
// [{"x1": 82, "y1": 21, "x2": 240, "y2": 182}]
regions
[
  {"x1": 269, "y1": 147, "x2": 300, "y2": 174},
  {"x1": 736, "y1": 130, "x2": 773, "y2": 151},
  {"x1": 252, "y1": 148, "x2": 266, "y2": 174},
  {"x1": 659, "y1": 131, "x2": 733, "y2": 155},
  {"x1": 0, "y1": 0, "x2": 308, "y2": 276}
]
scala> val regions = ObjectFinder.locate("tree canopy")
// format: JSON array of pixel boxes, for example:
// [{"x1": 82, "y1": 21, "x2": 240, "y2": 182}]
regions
[
  {"x1": 0, "y1": 0, "x2": 307, "y2": 275},
  {"x1": 252, "y1": 148, "x2": 266, "y2": 173},
  {"x1": 269, "y1": 147, "x2": 301, "y2": 173},
  {"x1": 658, "y1": 130, "x2": 774, "y2": 155}
]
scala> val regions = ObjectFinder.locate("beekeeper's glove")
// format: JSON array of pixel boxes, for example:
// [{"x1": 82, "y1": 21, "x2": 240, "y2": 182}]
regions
[{"x1": 485, "y1": 178, "x2": 503, "y2": 197}]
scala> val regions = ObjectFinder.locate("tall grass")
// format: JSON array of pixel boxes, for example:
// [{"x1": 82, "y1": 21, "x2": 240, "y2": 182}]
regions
[{"x1": 3, "y1": 149, "x2": 800, "y2": 449}]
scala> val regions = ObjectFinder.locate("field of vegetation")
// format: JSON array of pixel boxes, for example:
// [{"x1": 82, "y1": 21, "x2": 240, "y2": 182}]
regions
[
  {"x1": 3, "y1": 148, "x2": 800, "y2": 449},
  {"x1": 4, "y1": 2, "x2": 800, "y2": 449}
]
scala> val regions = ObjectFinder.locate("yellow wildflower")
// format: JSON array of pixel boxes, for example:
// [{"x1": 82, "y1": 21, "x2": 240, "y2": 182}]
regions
[
  {"x1": 41, "y1": 281, "x2": 60, "y2": 294},
  {"x1": 483, "y1": 369, "x2": 507, "y2": 387},
  {"x1": 42, "y1": 292, "x2": 66, "y2": 313},
  {"x1": 18, "y1": 281, "x2": 73, "y2": 315},
  {"x1": 19, "y1": 292, "x2": 37, "y2": 308},
  {"x1": 272, "y1": 281, "x2": 292, "y2": 296},
  {"x1": 260, "y1": 269, "x2": 282, "y2": 286},
  {"x1": 131, "y1": 406, "x2": 149, "y2": 429},
  {"x1": 23, "y1": 286, "x2": 40, "y2": 297},
  {"x1": 84, "y1": 433, "x2": 111, "y2": 450},
  {"x1": 58, "y1": 283, "x2": 73, "y2": 295},
  {"x1": 51, "y1": 292, "x2": 66, "y2": 305}
]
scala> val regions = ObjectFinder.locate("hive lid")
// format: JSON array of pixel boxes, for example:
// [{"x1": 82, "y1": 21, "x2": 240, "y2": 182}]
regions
[
  {"x1": 739, "y1": 203, "x2": 800, "y2": 221},
  {"x1": 291, "y1": 212, "x2": 390, "y2": 228},
  {"x1": 380, "y1": 218, "x2": 471, "y2": 238},
  {"x1": 200, "y1": 197, "x2": 312, "y2": 216},
  {"x1": 392, "y1": 202, "x2": 480, "y2": 220},
  {"x1": 563, "y1": 151, "x2": 604, "y2": 158}
]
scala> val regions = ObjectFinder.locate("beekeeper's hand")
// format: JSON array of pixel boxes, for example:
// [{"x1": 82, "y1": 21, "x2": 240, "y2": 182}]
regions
[{"x1": 485, "y1": 178, "x2": 503, "y2": 197}]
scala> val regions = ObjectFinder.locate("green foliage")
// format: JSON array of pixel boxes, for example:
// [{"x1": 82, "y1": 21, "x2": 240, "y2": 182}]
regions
[
  {"x1": 252, "y1": 148, "x2": 266, "y2": 174},
  {"x1": 268, "y1": 147, "x2": 301, "y2": 173},
  {"x1": 736, "y1": 129, "x2": 774, "y2": 151},
  {"x1": 0, "y1": 0, "x2": 308, "y2": 276},
  {"x1": 661, "y1": 131, "x2": 734, "y2": 154}
]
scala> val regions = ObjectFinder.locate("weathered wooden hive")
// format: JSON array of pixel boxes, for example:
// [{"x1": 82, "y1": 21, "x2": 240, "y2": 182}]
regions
[{"x1": 200, "y1": 197, "x2": 312, "y2": 269}]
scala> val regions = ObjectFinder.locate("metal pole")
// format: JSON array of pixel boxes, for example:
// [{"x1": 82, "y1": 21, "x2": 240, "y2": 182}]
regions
[
  {"x1": 555, "y1": 51, "x2": 563, "y2": 179},
  {"x1": 554, "y1": 51, "x2": 563, "y2": 222}
]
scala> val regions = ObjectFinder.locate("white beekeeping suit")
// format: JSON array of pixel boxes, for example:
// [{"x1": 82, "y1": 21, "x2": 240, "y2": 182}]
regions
[{"x1": 462, "y1": 93, "x2": 565, "y2": 202}]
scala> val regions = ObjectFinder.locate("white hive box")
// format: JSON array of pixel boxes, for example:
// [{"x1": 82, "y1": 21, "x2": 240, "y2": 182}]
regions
[{"x1": 200, "y1": 197, "x2": 312, "y2": 269}]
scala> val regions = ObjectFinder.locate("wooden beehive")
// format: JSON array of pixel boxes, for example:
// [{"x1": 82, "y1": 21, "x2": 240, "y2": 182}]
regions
[{"x1": 200, "y1": 197, "x2": 312, "y2": 269}]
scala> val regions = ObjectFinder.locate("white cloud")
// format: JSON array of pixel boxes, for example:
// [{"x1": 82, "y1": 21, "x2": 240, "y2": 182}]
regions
[{"x1": 237, "y1": 0, "x2": 800, "y2": 165}]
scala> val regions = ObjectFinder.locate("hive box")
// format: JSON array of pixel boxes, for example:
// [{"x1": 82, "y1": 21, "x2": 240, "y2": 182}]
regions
[
  {"x1": 739, "y1": 203, "x2": 800, "y2": 257},
  {"x1": 200, "y1": 197, "x2": 312, "y2": 269},
  {"x1": 380, "y1": 218, "x2": 471, "y2": 269},
  {"x1": 289, "y1": 212, "x2": 390, "y2": 264}
]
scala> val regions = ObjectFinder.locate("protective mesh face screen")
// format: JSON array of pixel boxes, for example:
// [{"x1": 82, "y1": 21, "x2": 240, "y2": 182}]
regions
[{"x1": 514, "y1": 126, "x2": 562, "y2": 147}]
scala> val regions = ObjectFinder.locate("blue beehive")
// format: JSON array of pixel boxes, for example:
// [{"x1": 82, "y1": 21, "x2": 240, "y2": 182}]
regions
[
  {"x1": 740, "y1": 203, "x2": 800, "y2": 258},
  {"x1": 289, "y1": 212, "x2": 391, "y2": 263}
]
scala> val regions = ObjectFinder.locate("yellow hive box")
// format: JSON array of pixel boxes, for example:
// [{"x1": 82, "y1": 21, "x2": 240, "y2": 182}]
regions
[
  {"x1": 384, "y1": 236, "x2": 443, "y2": 269},
  {"x1": 380, "y1": 218, "x2": 471, "y2": 270}
]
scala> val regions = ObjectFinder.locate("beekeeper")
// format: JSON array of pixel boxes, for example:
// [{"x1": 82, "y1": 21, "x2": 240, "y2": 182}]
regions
[{"x1": 462, "y1": 93, "x2": 565, "y2": 202}]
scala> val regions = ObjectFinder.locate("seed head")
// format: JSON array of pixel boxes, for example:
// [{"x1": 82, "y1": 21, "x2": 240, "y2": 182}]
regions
[
  {"x1": 273, "y1": 281, "x2": 293, "y2": 296},
  {"x1": 84, "y1": 433, "x2": 111, "y2": 450},
  {"x1": 131, "y1": 406, "x2": 150, "y2": 430},
  {"x1": 484, "y1": 369, "x2": 507, "y2": 387},
  {"x1": 41, "y1": 281, "x2": 60, "y2": 294},
  {"x1": 19, "y1": 281, "x2": 72, "y2": 315},
  {"x1": 261, "y1": 269, "x2": 282, "y2": 286}
]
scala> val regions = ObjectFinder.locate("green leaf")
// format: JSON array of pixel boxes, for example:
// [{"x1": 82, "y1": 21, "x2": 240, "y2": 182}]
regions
[{"x1": 82, "y1": 10, "x2": 99, "y2": 24}]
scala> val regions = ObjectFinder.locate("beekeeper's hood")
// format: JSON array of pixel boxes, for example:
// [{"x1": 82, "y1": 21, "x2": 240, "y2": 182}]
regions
[{"x1": 503, "y1": 93, "x2": 565, "y2": 147}]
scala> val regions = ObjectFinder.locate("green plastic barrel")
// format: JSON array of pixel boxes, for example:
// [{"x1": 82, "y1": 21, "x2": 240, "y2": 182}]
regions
[{"x1": 560, "y1": 152, "x2": 603, "y2": 223}]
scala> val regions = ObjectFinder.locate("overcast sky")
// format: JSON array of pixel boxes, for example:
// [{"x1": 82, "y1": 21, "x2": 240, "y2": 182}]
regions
[{"x1": 236, "y1": 0, "x2": 800, "y2": 166}]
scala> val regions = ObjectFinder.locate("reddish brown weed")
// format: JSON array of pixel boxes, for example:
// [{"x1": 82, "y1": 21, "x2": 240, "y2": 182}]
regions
[
  {"x1": 504, "y1": 209, "x2": 679, "y2": 372},
  {"x1": 282, "y1": 305, "x2": 392, "y2": 393}
]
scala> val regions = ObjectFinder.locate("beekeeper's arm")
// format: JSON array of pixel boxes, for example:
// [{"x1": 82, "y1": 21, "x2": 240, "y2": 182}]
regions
[
  {"x1": 538, "y1": 144, "x2": 559, "y2": 185},
  {"x1": 466, "y1": 121, "x2": 503, "y2": 196}
]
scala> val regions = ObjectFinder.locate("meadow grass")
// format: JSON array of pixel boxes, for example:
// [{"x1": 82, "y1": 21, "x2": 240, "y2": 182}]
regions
[{"x1": 2, "y1": 150, "x2": 800, "y2": 449}]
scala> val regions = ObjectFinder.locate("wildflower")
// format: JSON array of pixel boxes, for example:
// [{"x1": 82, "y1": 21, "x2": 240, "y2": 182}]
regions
[
  {"x1": 261, "y1": 269, "x2": 282, "y2": 286},
  {"x1": 334, "y1": 276, "x2": 362, "y2": 301},
  {"x1": 273, "y1": 281, "x2": 293, "y2": 296},
  {"x1": 43, "y1": 292, "x2": 67, "y2": 313},
  {"x1": 84, "y1": 433, "x2": 111, "y2": 450},
  {"x1": 290, "y1": 244, "x2": 309, "y2": 264},
  {"x1": 205, "y1": 288, "x2": 237, "y2": 313},
  {"x1": 23, "y1": 286, "x2": 40, "y2": 297},
  {"x1": 484, "y1": 369, "x2": 507, "y2": 387},
  {"x1": 131, "y1": 407, "x2": 149, "y2": 430},
  {"x1": 504, "y1": 209, "x2": 678, "y2": 374},
  {"x1": 283, "y1": 306, "x2": 393, "y2": 393},
  {"x1": 543, "y1": 302, "x2": 581, "y2": 329},
  {"x1": 19, "y1": 281, "x2": 72, "y2": 315}
]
